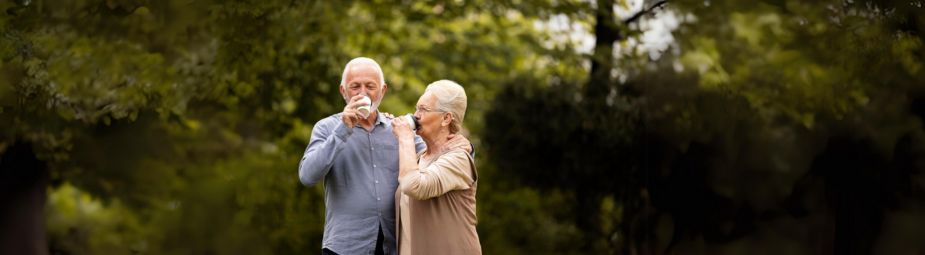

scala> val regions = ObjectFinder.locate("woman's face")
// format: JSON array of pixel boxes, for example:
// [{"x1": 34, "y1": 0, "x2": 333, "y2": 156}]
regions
[{"x1": 414, "y1": 92, "x2": 449, "y2": 139}]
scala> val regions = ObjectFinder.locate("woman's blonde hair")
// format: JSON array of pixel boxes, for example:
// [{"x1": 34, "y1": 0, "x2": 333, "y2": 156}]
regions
[{"x1": 425, "y1": 80, "x2": 467, "y2": 134}]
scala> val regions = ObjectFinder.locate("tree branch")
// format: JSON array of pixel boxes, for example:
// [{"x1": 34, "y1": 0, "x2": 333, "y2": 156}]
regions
[{"x1": 623, "y1": 0, "x2": 668, "y2": 25}]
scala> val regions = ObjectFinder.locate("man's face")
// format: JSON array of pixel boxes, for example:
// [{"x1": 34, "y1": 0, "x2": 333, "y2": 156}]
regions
[{"x1": 340, "y1": 64, "x2": 387, "y2": 111}]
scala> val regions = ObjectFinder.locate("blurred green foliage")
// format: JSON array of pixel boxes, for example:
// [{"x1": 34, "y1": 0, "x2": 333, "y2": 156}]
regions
[
  {"x1": 1, "y1": 0, "x2": 924, "y2": 254},
  {"x1": 486, "y1": 0, "x2": 925, "y2": 254}
]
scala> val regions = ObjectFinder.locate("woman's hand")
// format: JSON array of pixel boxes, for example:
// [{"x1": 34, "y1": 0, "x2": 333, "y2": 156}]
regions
[
  {"x1": 391, "y1": 116, "x2": 415, "y2": 142},
  {"x1": 381, "y1": 112, "x2": 396, "y2": 119}
]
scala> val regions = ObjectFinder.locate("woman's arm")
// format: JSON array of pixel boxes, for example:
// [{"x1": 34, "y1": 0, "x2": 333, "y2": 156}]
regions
[
  {"x1": 397, "y1": 132, "x2": 420, "y2": 179},
  {"x1": 399, "y1": 151, "x2": 474, "y2": 200},
  {"x1": 391, "y1": 117, "x2": 421, "y2": 178}
]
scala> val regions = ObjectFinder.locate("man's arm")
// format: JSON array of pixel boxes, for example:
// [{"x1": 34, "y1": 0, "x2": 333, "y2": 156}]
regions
[{"x1": 298, "y1": 117, "x2": 352, "y2": 186}]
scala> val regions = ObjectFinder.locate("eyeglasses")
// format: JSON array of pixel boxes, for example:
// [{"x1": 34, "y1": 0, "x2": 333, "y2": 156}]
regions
[{"x1": 414, "y1": 106, "x2": 444, "y2": 115}]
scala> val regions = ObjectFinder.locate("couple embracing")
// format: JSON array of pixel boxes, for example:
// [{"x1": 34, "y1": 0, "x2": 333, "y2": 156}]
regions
[{"x1": 299, "y1": 57, "x2": 481, "y2": 255}]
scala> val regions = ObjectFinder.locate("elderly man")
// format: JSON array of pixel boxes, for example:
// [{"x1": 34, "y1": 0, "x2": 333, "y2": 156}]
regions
[{"x1": 299, "y1": 57, "x2": 424, "y2": 255}]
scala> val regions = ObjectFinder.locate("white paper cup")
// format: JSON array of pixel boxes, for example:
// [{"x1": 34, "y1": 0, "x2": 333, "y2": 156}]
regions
[
  {"x1": 357, "y1": 96, "x2": 372, "y2": 118},
  {"x1": 402, "y1": 114, "x2": 419, "y2": 130}
]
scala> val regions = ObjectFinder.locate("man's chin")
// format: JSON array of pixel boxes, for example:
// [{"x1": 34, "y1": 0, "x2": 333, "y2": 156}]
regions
[{"x1": 364, "y1": 108, "x2": 379, "y2": 119}]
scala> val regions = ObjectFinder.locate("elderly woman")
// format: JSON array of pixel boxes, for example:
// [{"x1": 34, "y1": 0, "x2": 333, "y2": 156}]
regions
[{"x1": 390, "y1": 80, "x2": 481, "y2": 255}]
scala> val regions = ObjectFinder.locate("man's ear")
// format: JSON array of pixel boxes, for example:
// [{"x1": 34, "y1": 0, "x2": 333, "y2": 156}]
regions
[
  {"x1": 381, "y1": 83, "x2": 388, "y2": 96},
  {"x1": 339, "y1": 85, "x2": 347, "y2": 100}
]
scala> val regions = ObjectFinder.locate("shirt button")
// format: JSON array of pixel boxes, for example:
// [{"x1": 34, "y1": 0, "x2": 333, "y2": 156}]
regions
[
  {"x1": 375, "y1": 180, "x2": 379, "y2": 184},
  {"x1": 377, "y1": 197, "x2": 381, "y2": 201},
  {"x1": 373, "y1": 164, "x2": 377, "y2": 168}
]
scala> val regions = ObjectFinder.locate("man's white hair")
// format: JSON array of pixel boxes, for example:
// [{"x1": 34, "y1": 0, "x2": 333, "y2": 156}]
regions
[
  {"x1": 425, "y1": 80, "x2": 467, "y2": 134},
  {"x1": 340, "y1": 57, "x2": 385, "y2": 88}
]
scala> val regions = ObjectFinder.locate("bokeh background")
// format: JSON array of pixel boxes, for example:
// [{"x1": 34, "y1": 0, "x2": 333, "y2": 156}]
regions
[{"x1": 2, "y1": 0, "x2": 925, "y2": 254}]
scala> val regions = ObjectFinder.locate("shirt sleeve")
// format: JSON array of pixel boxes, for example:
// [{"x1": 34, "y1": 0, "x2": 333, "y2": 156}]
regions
[
  {"x1": 413, "y1": 135, "x2": 427, "y2": 154},
  {"x1": 399, "y1": 151, "x2": 474, "y2": 200},
  {"x1": 298, "y1": 116, "x2": 352, "y2": 187}
]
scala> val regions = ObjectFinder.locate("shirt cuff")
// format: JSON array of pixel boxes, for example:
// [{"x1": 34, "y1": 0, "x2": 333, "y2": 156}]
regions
[{"x1": 334, "y1": 122, "x2": 352, "y2": 141}]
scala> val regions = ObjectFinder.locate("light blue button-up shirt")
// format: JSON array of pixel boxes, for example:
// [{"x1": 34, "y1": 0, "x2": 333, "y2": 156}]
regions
[{"x1": 299, "y1": 112, "x2": 425, "y2": 255}]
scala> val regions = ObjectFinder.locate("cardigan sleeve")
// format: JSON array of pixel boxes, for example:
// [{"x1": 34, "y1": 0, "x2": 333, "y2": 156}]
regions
[{"x1": 399, "y1": 150, "x2": 474, "y2": 200}]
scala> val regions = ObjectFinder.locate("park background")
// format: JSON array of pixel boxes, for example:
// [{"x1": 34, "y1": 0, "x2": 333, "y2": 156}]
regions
[{"x1": 2, "y1": 0, "x2": 925, "y2": 254}]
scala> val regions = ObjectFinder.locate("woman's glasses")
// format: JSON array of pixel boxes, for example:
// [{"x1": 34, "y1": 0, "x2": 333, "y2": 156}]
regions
[{"x1": 415, "y1": 106, "x2": 443, "y2": 115}]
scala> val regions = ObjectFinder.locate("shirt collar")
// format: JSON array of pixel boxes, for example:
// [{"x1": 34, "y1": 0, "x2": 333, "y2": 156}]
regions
[{"x1": 373, "y1": 111, "x2": 386, "y2": 126}]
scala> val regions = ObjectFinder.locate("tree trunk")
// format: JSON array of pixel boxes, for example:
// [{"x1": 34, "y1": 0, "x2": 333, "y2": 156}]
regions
[
  {"x1": 587, "y1": 0, "x2": 619, "y2": 102},
  {"x1": 574, "y1": 190, "x2": 605, "y2": 252},
  {"x1": 0, "y1": 141, "x2": 49, "y2": 255}
]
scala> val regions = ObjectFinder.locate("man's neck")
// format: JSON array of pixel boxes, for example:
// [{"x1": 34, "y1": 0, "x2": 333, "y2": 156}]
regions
[{"x1": 358, "y1": 111, "x2": 378, "y2": 131}]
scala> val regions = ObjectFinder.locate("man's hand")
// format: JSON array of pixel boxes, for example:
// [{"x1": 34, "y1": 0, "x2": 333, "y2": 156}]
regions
[
  {"x1": 342, "y1": 95, "x2": 366, "y2": 128},
  {"x1": 391, "y1": 115, "x2": 415, "y2": 143}
]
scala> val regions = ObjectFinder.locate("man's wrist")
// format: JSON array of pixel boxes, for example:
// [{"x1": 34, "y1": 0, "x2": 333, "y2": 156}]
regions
[{"x1": 334, "y1": 121, "x2": 353, "y2": 140}]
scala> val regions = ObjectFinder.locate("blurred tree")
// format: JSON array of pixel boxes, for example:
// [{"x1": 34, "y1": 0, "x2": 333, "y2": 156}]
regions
[
  {"x1": 1, "y1": 0, "x2": 589, "y2": 254},
  {"x1": 485, "y1": 0, "x2": 925, "y2": 254},
  {"x1": 0, "y1": 0, "x2": 347, "y2": 253},
  {"x1": 3, "y1": 0, "x2": 922, "y2": 254}
]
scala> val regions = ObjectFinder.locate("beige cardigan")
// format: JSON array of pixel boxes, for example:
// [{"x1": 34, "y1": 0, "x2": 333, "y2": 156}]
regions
[{"x1": 396, "y1": 136, "x2": 481, "y2": 255}]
